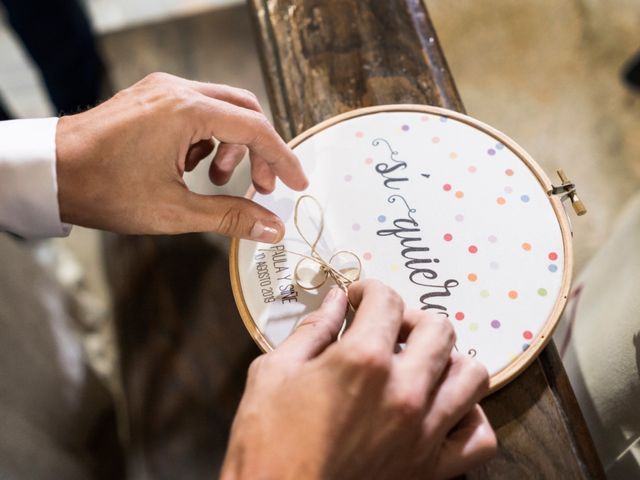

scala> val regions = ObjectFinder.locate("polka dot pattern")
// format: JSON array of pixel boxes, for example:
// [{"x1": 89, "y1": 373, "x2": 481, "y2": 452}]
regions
[
  {"x1": 359, "y1": 115, "x2": 562, "y2": 376},
  {"x1": 242, "y1": 109, "x2": 567, "y2": 383}
]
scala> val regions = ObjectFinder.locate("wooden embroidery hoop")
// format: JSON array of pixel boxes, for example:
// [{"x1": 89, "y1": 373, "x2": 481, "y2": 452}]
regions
[{"x1": 229, "y1": 104, "x2": 574, "y2": 393}]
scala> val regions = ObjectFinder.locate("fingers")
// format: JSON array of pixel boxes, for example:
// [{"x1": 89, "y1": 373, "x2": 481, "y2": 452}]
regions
[
  {"x1": 342, "y1": 280, "x2": 405, "y2": 352},
  {"x1": 434, "y1": 406, "x2": 497, "y2": 479},
  {"x1": 423, "y1": 352, "x2": 490, "y2": 442},
  {"x1": 276, "y1": 287, "x2": 348, "y2": 361},
  {"x1": 194, "y1": 96, "x2": 308, "y2": 191},
  {"x1": 146, "y1": 73, "x2": 265, "y2": 113},
  {"x1": 185, "y1": 80, "x2": 265, "y2": 114},
  {"x1": 250, "y1": 152, "x2": 276, "y2": 194},
  {"x1": 140, "y1": 73, "x2": 307, "y2": 192},
  {"x1": 209, "y1": 143, "x2": 248, "y2": 185},
  {"x1": 396, "y1": 310, "x2": 456, "y2": 397},
  {"x1": 185, "y1": 138, "x2": 215, "y2": 172},
  {"x1": 177, "y1": 192, "x2": 284, "y2": 241}
]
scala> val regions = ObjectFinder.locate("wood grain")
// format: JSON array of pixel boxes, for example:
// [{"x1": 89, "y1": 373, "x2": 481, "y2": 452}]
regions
[
  {"x1": 103, "y1": 233, "x2": 261, "y2": 478},
  {"x1": 248, "y1": 0, "x2": 605, "y2": 477}
]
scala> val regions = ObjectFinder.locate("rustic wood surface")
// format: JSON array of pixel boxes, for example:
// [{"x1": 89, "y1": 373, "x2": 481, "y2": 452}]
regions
[
  {"x1": 248, "y1": 0, "x2": 605, "y2": 478},
  {"x1": 104, "y1": 233, "x2": 261, "y2": 478}
]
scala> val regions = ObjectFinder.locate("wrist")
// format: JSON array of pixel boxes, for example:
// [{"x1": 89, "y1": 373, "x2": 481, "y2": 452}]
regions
[
  {"x1": 55, "y1": 113, "x2": 94, "y2": 227},
  {"x1": 221, "y1": 442, "x2": 322, "y2": 480}
]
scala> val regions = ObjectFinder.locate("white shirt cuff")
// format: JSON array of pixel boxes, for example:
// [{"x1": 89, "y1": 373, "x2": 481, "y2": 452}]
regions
[{"x1": 0, "y1": 118, "x2": 71, "y2": 238}]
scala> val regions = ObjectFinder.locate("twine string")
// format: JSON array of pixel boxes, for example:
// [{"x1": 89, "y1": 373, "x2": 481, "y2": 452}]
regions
[
  {"x1": 291, "y1": 195, "x2": 361, "y2": 295},
  {"x1": 260, "y1": 195, "x2": 362, "y2": 337}
]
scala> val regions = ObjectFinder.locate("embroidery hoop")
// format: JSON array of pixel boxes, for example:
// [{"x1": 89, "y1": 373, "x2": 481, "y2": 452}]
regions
[{"x1": 229, "y1": 104, "x2": 574, "y2": 392}]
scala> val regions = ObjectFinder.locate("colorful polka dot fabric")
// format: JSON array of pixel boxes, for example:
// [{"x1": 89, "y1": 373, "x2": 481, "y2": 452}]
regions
[{"x1": 233, "y1": 107, "x2": 570, "y2": 387}]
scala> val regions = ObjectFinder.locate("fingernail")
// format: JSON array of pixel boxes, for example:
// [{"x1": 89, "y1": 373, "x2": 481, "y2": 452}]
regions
[{"x1": 250, "y1": 220, "x2": 282, "y2": 243}]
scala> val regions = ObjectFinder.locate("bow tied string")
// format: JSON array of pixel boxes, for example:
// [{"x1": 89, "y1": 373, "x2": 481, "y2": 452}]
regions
[{"x1": 259, "y1": 195, "x2": 361, "y2": 335}]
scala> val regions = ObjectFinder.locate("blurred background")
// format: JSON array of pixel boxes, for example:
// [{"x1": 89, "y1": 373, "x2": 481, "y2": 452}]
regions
[{"x1": 1, "y1": 0, "x2": 639, "y2": 477}]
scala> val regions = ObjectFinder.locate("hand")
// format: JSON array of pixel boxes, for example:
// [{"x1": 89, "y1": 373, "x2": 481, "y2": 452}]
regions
[
  {"x1": 55, "y1": 72, "x2": 308, "y2": 240},
  {"x1": 222, "y1": 280, "x2": 497, "y2": 479}
]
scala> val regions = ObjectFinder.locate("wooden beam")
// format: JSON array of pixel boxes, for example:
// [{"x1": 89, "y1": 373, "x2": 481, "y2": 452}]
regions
[
  {"x1": 251, "y1": 0, "x2": 463, "y2": 138},
  {"x1": 248, "y1": 0, "x2": 605, "y2": 477}
]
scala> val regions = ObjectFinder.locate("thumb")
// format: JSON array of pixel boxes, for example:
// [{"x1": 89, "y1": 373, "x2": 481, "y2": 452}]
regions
[
  {"x1": 181, "y1": 193, "x2": 284, "y2": 242},
  {"x1": 276, "y1": 287, "x2": 348, "y2": 361}
]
